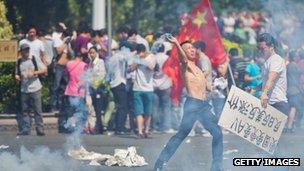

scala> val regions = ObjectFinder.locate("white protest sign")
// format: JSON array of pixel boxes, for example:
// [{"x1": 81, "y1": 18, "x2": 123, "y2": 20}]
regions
[{"x1": 218, "y1": 86, "x2": 288, "y2": 154}]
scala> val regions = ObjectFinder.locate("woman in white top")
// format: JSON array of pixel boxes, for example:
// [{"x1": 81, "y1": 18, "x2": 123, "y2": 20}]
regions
[{"x1": 87, "y1": 46, "x2": 106, "y2": 134}]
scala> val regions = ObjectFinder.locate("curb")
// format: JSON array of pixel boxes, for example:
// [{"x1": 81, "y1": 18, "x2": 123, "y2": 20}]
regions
[
  {"x1": 0, "y1": 113, "x2": 59, "y2": 132},
  {"x1": 0, "y1": 112, "x2": 58, "y2": 119}
]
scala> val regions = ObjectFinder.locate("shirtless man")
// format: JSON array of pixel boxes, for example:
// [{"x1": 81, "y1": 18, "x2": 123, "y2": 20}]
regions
[{"x1": 154, "y1": 37, "x2": 223, "y2": 171}]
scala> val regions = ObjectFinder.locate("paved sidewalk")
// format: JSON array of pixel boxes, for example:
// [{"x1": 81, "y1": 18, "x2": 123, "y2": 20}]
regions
[{"x1": 0, "y1": 113, "x2": 58, "y2": 132}]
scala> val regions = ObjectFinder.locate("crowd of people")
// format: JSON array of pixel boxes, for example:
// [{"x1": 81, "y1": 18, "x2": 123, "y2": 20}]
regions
[
  {"x1": 13, "y1": 18, "x2": 304, "y2": 140},
  {"x1": 216, "y1": 11, "x2": 271, "y2": 45}
]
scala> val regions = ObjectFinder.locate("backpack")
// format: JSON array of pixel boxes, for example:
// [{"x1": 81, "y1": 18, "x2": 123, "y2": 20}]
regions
[{"x1": 16, "y1": 56, "x2": 39, "y2": 76}]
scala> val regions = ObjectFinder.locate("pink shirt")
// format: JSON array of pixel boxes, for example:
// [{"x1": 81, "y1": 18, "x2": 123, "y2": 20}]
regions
[{"x1": 64, "y1": 59, "x2": 87, "y2": 97}]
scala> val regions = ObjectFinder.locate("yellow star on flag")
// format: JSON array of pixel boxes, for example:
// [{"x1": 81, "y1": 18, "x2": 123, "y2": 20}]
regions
[{"x1": 192, "y1": 11, "x2": 207, "y2": 28}]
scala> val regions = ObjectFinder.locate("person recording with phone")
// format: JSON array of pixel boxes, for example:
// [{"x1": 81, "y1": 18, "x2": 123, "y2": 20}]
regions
[{"x1": 51, "y1": 30, "x2": 74, "y2": 133}]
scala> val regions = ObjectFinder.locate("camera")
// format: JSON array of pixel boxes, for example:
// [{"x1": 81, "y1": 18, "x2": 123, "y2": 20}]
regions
[
  {"x1": 65, "y1": 36, "x2": 71, "y2": 44},
  {"x1": 160, "y1": 33, "x2": 173, "y2": 41}
]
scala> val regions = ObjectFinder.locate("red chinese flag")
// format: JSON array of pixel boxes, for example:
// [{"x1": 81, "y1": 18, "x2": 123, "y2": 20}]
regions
[{"x1": 163, "y1": 0, "x2": 227, "y2": 106}]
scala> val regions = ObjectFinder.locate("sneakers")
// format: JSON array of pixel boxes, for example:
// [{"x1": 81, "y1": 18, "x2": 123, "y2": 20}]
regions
[
  {"x1": 115, "y1": 131, "x2": 129, "y2": 135},
  {"x1": 136, "y1": 133, "x2": 145, "y2": 139},
  {"x1": 37, "y1": 131, "x2": 45, "y2": 136},
  {"x1": 136, "y1": 132, "x2": 151, "y2": 139},
  {"x1": 36, "y1": 128, "x2": 45, "y2": 136}
]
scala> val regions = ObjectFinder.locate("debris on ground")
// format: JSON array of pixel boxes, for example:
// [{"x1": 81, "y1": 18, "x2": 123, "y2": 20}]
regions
[
  {"x1": 0, "y1": 145, "x2": 9, "y2": 150},
  {"x1": 68, "y1": 146, "x2": 148, "y2": 167}
]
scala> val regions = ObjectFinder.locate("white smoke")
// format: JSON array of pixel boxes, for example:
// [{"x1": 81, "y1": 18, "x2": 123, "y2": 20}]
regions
[
  {"x1": 262, "y1": 0, "x2": 304, "y2": 49},
  {"x1": 0, "y1": 146, "x2": 89, "y2": 171}
]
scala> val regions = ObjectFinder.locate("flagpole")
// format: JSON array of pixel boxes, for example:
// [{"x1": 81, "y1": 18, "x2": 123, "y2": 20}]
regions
[{"x1": 228, "y1": 63, "x2": 236, "y2": 86}]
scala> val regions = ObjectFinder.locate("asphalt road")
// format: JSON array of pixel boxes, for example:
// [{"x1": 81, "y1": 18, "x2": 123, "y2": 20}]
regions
[{"x1": 0, "y1": 131, "x2": 303, "y2": 171}]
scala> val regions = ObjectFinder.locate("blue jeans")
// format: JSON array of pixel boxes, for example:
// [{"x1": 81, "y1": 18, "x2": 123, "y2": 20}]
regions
[
  {"x1": 290, "y1": 93, "x2": 304, "y2": 128},
  {"x1": 271, "y1": 101, "x2": 290, "y2": 171},
  {"x1": 68, "y1": 96, "x2": 88, "y2": 132},
  {"x1": 155, "y1": 97, "x2": 223, "y2": 171},
  {"x1": 153, "y1": 88, "x2": 172, "y2": 131},
  {"x1": 271, "y1": 101, "x2": 290, "y2": 116},
  {"x1": 171, "y1": 88, "x2": 187, "y2": 130},
  {"x1": 50, "y1": 64, "x2": 68, "y2": 110}
]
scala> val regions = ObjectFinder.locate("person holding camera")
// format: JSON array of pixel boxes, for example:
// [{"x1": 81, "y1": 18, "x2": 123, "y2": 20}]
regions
[{"x1": 52, "y1": 30, "x2": 74, "y2": 132}]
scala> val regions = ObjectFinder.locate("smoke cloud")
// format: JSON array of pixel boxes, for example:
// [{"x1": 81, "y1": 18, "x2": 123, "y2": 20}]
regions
[
  {"x1": 0, "y1": 146, "x2": 93, "y2": 171},
  {"x1": 262, "y1": 0, "x2": 304, "y2": 49}
]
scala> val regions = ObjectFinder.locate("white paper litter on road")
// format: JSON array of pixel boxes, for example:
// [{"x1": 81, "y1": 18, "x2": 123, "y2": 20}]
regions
[
  {"x1": 68, "y1": 146, "x2": 147, "y2": 167},
  {"x1": 223, "y1": 149, "x2": 238, "y2": 155},
  {"x1": 105, "y1": 147, "x2": 148, "y2": 167},
  {"x1": 0, "y1": 145, "x2": 9, "y2": 150},
  {"x1": 68, "y1": 146, "x2": 111, "y2": 161}
]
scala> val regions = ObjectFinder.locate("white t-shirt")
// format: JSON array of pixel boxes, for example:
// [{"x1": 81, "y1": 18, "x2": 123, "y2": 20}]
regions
[
  {"x1": 53, "y1": 37, "x2": 68, "y2": 54},
  {"x1": 223, "y1": 17, "x2": 235, "y2": 34},
  {"x1": 153, "y1": 53, "x2": 172, "y2": 90},
  {"x1": 107, "y1": 51, "x2": 128, "y2": 88},
  {"x1": 262, "y1": 54, "x2": 288, "y2": 104},
  {"x1": 88, "y1": 57, "x2": 106, "y2": 89},
  {"x1": 133, "y1": 54, "x2": 156, "y2": 92},
  {"x1": 52, "y1": 32, "x2": 62, "y2": 40},
  {"x1": 19, "y1": 39, "x2": 45, "y2": 65},
  {"x1": 42, "y1": 35, "x2": 54, "y2": 65}
]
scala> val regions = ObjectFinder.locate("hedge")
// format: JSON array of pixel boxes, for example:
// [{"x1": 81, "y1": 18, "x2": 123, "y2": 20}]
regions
[{"x1": 0, "y1": 62, "x2": 51, "y2": 113}]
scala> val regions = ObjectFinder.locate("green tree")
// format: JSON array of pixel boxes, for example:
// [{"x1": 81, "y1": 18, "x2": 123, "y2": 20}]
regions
[
  {"x1": 67, "y1": 0, "x2": 92, "y2": 29},
  {"x1": 0, "y1": 0, "x2": 13, "y2": 39}
]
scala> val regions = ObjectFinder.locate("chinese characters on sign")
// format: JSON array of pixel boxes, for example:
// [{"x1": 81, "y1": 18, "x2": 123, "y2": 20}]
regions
[
  {"x1": 0, "y1": 41, "x2": 18, "y2": 62},
  {"x1": 218, "y1": 86, "x2": 288, "y2": 154}
]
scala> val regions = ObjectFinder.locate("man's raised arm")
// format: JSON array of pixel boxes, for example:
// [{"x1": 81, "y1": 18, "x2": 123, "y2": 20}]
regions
[{"x1": 166, "y1": 36, "x2": 188, "y2": 67}]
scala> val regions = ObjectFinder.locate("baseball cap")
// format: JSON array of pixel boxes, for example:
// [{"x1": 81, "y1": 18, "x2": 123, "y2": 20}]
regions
[{"x1": 19, "y1": 43, "x2": 30, "y2": 51}]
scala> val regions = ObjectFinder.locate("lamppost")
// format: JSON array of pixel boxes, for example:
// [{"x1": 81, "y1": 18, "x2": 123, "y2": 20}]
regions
[
  {"x1": 92, "y1": 0, "x2": 112, "y2": 57},
  {"x1": 107, "y1": 0, "x2": 112, "y2": 58}
]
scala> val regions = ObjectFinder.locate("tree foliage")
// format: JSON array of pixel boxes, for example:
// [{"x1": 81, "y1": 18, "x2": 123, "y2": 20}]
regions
[
  {"x1": 0, "y1": 0, "x2": 13, "y2": 39},
  {"x1": 3, "y1": 0, "x2": 304, "y2": 34}
]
